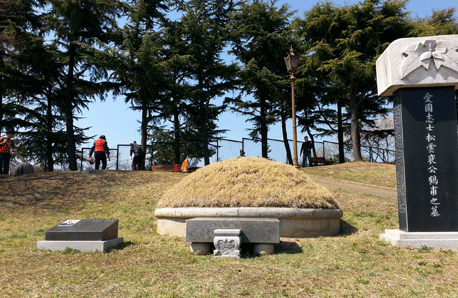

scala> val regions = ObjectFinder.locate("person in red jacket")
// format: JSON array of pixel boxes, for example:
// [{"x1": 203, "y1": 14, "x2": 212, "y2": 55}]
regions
[
  {"x1": 88, "y1": 135, "x2": 110, "y2": 170},
  {"x1": 0, "y1": 130, "x2": 16, "y2": 174}
]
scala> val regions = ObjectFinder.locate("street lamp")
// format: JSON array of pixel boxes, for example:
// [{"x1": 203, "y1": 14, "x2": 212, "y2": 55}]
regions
[{"x1": 284, "y1": 46, "x2": 300, "y2": 168}]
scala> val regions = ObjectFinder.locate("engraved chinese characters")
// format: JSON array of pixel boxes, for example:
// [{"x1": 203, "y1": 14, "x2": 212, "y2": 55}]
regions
[
  {"x1": 424, "y1": 92, "x2": 440, "y2": 217},
  {"x1": 394, "y1": 87, "x2": 458, "y2": 232}
]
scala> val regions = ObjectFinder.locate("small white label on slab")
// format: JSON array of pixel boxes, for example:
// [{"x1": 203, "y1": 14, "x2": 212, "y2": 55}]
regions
[{"x1": 58, "y1": 219, "x2": 81, "y2": 226}]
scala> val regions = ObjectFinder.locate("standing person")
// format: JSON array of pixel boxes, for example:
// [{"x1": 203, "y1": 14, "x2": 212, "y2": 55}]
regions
[
  {"x1": 0, "y1": 130, "x2": 16, "y2": 174},
  {"x1": 300, "y1": 136, "x2": 314, "y2": 167},
  {"x1": 89, "y1": 135, "x2": 110, "y2": 170},
  {"x1": 130, "y1": 141, "x2": 145, "y2": 171}
]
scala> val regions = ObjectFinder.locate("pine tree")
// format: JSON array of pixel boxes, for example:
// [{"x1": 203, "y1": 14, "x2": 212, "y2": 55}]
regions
[
  {"x1": 229, "y1": 0, "x2": 294, "y2": 159},
  {"x1": 42, "y1": 0, "x2": 121, "y2": 170},
  {"x1": 178, "y1": 0, "x2": 237, "y2": 165},
  {"x1": 107, "y1": 0, "x2": 170, "y2": 153},
  {"x1": 152, "y1": 20, "x2": 193, "y2": 165},
  {"x1": 294, "y1": 0, "x2": 410, "y2": 161},
  {"x1": 410, "y1": 8, "x2": 458, "y2": 36},
  {"x1": 12, "y1": 40, "x2": 93, "y2": 170},
  {"x1": 0, "y1": 0, "x2": 41, "y2": 131},
  {"x1": 6, "y1": 36, "x2": 67, "y2": 170}
]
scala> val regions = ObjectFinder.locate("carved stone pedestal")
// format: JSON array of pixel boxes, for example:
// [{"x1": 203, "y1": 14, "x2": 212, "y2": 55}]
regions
[{"x1": 213, "y1": 229, "x2": 241, "y2": 258}]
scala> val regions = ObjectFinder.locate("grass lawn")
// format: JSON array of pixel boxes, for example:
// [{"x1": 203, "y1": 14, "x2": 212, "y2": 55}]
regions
[
  {"x1": 1, "y1": 163, "x2": 458, "y2": 298},
  {"x1": 302, "y1": 161, "x2": 397, "y2": 188}
]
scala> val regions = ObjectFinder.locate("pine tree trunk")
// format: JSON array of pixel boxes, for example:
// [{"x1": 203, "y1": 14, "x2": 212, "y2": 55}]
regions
[
  {"x1": 200, "y1": 98, "x2": 209, "y2": 165},
  {"x1": 46, "y1": 94, "x2": 54, "y2": 171},
  {"x1": 0, "y1": 57, "x2": 3, "y2": 128},
  {"x1": 260, "y1": 96, "x2": 268, "y2": 158},
  {"x1": 281, "y1": 105, "x2": 292, "y2": 165},
  {"x1": 141, "y1": 102, "x2": 148, "y2": 153},
  {"x1": 0, "y1": 91, "x2": 3, "y2": 130},
  {"x1": 173, "y1": 103, "x2": 181, "y2": 165},
  {"x1": 64, "y1": 44, "x2": 77, "y2": 171},
  {"x1": 337, "y1": 102, "x2": 345, "y2": 163},
  {"x1": 199, "y1": 77, "x2": 210, "y2": 165},
  {"x1": 350, "y1": 87, "x2": 363, "y2": 161}
]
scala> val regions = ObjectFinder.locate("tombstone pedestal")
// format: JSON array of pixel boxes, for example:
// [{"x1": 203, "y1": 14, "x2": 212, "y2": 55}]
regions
[
  {"x1": 381, "y1": 229, "x2": 458, "y2": 250},
  {"x1": 37, "y1": 237, "x2": 124, "y2": 252}
]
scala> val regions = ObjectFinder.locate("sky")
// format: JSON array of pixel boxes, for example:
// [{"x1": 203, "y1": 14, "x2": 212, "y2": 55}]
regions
[{"x1": 76, "y1": 0, "x2": 458, "y2": 151}]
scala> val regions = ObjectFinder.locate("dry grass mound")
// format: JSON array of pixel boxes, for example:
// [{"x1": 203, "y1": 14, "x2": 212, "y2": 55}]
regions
[{"x1": 157, "y1": 157, "x2": 340, "y2": 209}]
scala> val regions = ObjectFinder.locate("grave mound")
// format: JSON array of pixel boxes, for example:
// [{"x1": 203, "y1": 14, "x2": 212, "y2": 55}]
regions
[{"x1": 157, "y1": 157, "x2": 339, "y2": 209}]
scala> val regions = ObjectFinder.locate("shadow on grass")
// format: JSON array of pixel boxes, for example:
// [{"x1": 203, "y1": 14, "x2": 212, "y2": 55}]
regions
[
  {"x1": 338, "y1": 220, "x2": 358, "y2": 236},
  {"x1": 107, "y1": 241, "x2": 135, "y2": 252},
  {"x1": 235, "y1": 241, "x2": 303, "y2": 258},
  {"x1": 0, "y1": 198, "x2": 27, "y2": 206},
  {"x1": 274, "y1": 241, "x2": 303, "y2": 255}
]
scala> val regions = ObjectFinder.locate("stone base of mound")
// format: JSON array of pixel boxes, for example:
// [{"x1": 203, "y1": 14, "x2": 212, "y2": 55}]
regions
[{"x1": 154, "y1": 207, "x2": 343, "y2": 238}]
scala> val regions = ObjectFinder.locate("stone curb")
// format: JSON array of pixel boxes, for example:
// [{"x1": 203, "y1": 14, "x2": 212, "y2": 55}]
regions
[{"x1": 154, "y1": 207, "x2": 343, "y2": 219}]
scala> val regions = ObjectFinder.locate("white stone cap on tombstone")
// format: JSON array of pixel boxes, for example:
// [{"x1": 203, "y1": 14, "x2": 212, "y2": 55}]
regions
[{"x1": 376, "y1": 35, "x2": 458, "y2": 96}]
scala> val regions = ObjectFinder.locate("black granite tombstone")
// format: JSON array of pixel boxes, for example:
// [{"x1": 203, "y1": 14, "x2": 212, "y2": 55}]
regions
[
  {"x1": 45, "y1": 219, "x2": 119, "y2": 241},
  {"x1": 394, "y1": 86, "x2": 458, "y2": 232}
]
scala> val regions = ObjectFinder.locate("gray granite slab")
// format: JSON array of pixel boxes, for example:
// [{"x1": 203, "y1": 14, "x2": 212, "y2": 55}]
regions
[
  {"x1": 45, "y1": 219, "x2": 118, "y2": 241},
  {"x1": 186, "y1": 217, "x2": 279, "y2": 243}
]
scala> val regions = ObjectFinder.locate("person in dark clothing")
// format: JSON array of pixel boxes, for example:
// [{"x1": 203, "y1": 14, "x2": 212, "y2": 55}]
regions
[
  {"x1": 89, "y1": 135, "x2": 110, "y2": 170},
  {"x1": 130, "y1": 141, "x2": 145, "y2": 171},
  {"x1": 300, "y1": 136, "x2": 313, "y2": 167},
  {"x1": 0, "y1": 130, "x2": 16, "y2": 174}
]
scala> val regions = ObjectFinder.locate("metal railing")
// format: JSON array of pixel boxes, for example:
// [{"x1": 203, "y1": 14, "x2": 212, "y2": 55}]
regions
[{"x1": 77, "y1": 138, "x2": 395, "y2": 171}]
